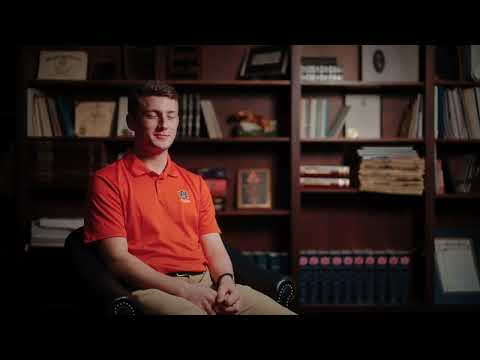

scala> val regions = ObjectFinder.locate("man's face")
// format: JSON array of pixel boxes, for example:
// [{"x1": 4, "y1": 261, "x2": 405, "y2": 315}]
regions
[{"x1": 132, "y1": 96, "x2": 179, "y2": 153}]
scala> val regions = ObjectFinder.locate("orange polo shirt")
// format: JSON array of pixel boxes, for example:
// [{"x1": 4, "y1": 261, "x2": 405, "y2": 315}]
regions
[{"x1": 84, "y1": 151, "x2": 221, "y2": 273}]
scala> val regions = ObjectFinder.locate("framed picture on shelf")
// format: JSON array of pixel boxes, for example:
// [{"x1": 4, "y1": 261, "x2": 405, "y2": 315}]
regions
[
  {"x1": 237, "y1": 168, "x2": 272, "y2": 209},
  {"x1": 241, "y1": 46, "x2": 289, "y2": 80},
  {"x1": 37, "y1": 50, "x2": 89, "y2": 80}
]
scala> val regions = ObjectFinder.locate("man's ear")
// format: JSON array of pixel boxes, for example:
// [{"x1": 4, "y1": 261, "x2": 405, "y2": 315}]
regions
[{"x1": 126, "y1": 113, "x2": 136, "y2": 132}]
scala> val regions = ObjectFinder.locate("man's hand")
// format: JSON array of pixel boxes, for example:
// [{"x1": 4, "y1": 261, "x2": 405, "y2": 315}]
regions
[
  {"x1": 214, "y1": 276, "x2": 241, "y2": 315},
  {"x1": 183, "y1": 283, "x2": 218, "y2": 315}
]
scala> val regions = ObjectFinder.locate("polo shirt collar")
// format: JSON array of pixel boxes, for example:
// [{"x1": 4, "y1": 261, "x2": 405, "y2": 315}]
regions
[{"x1": 124, "y1": 151, "x2": 179, "y2": 178}]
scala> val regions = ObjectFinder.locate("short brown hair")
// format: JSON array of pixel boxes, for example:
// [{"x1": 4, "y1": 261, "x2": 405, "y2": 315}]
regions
[{"x1": 128, "y1": 81, "x2": 178, "y2": 115}]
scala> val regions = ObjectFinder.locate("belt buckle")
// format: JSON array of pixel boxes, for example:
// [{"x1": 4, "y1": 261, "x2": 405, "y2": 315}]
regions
[{"x1": 175, "y1": 272, "x2": 189, "y2": 278}]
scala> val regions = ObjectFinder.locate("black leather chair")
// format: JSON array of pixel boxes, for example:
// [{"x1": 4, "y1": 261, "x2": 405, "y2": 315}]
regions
[{"x1": 64, "y1": 227, "x2": 295, "y2": 317}]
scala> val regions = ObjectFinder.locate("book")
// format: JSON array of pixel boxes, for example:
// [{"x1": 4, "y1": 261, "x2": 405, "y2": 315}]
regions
[
  {"x1": 56, "y1": 96, "x2": 75, "y2": 137},
  {"x1": 327, "y1": 105, "x2": 350, "y2": 138},
  {"x1": 344, "y1": 95, "x2": 381, "y2": 139},
  {"x1": 200, "y1": 99, "x2": 222, "y2": 139},
  {"x1": 300, "y1": 165, "x2": 350, "y2": 177},
  {"x1": 300, "y1": 177, "x2": 350, "y2": 188},
  {"x1": 434, "y1": 229, "x2": 480, "y2": 304},
  {"x1": 75, "y1": 101, "x2": 116, "y2": 137},
  {"x1": 116, "y1": 96, "x2": 133, "y2": 137}
]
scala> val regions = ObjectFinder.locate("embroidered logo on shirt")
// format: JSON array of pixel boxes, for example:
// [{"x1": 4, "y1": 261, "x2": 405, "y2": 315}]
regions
[{"x1": 178, "y1": 190, "x2": 191, "y2": 203}]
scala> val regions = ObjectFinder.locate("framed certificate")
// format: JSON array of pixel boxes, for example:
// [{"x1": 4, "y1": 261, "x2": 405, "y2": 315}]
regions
[
  {"x1": 37, "y1": 50, "x2": 88, "y2": 80},
  {"x1": 237, "y1": 168, "x2": 272, "y2": 209},
  {"x1": 242, "y1": 46, "x2": 289, "y2": 80}
]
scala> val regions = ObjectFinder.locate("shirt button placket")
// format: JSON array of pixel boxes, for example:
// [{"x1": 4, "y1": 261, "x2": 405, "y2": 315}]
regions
[{"x1": 155, "y1": 175, "x2": 164, "y2": 205}]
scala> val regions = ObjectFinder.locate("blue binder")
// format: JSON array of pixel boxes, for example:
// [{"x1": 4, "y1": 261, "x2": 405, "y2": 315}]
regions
[
  {"x1": 374, "y1": 251, "x2": 388, "y2": 305},
  {"x1": 341, "y1": 250, "x2": 354, "y2": 305},
  {"x1": 398, "y1": 250, "x2": 412, "y2": 305},
  {"x1": 364, "y1": 250, "x2": 376, "y2": 305},
  {"x1": 319, "y1": 252, "x2": 331, "y2": 305},
  {"x1": 352, "y1": 250, "x2": 366, "y2": 305},
  {"x1": 298, "y1": 251, "x2": 310, "y2": 305},
  {"x1": 330, "y1": 251, "x2": 343, "y2": 305}
]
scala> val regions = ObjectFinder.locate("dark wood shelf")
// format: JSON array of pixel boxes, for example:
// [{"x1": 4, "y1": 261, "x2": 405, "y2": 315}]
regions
[
  {"x1": 435, "y1": 194, "x2": 480, "y2": 200},
  {"x1": 298, "y1": 304, "x2": 418, "y2": 313},
  {"x1": 301, "y1": 138, "x2": 424, "y2": 145},
  {"x1": 301, "y1": 187, "x2": 359, "y2": 194},
  {"x1": 217, "y1": 210, "x2": 290, "y2": 217},
  {"x1": 29, "y1": 79, "x2": 291, "y2": 89},
  {"x1": 301, "y1": 81, "x2": 424, "y2": 91},
  {"x1": 436, "y1": 139, "x2": 480, "y2": 145},
  {"x1": 26, "y1": 137, "x2": 290, "y2": 144},
  {"x1": 435, "y1": 80, "x2": 480, "y2": 88}
]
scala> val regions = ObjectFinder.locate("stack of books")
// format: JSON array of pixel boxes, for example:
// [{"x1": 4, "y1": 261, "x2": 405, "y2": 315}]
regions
[
  {"x1": 301, "y1": 57, "x2": 344, "y2": 82},
  {"x1": 196, "y1": 168, "x2": 228, "y2": 211},
  {"x1": 30, "y1": 218, "x2": 84, "y2": 249},
  {"x1": 300, "y1": 165, "x2": 351, "y2": 189},
  {"x1": 357, "y1": 147, "x2": 425, "y2": 195}
]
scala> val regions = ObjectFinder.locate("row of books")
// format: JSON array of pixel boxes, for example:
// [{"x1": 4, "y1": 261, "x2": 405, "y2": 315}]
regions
[
  {"x1": 300, "y1": 97, "x2": 350, "y2": 139},
  {"x1": 300, "y1": 165, "x2": 351, "y2": 189},
  {"x1": 196, "y1": 167, "x2": 227, "y2": 211},
  {"x1": 298, "y1": 250, "x2": 413, "y2": 305},
  {"x1": 30, "y1": 218, "x2": 84, "y2": 249},
  {"x1": 398, "y1": 94, "x2": 424, "y2": 139},
  {"x1": 31, "y1": 141, "x2": 107, "y2": 184},
  {"x1": 436, "y1": 155, "x2": 480, "y2": 194},
  {"x1": 357, "y1": 147, "x2": 425, "y2": 195},
  {"x1": 178, "y1": 93, "x2": 224, "y2": 139},
  {"x1": 27, "y1": 88, "x2": 224, "y2": 140},
  {"x1": 242, "y1": 251, "x2": 289, "y2": 275},
  {"x1": 301, "y1": 65, "x2": 344, "y2": 82},
  {"x1": 434, "y1": 87, "x2": 480, "y2": 139},
  {"x1": 27, "y1": 89, "x2": 133, "y2": 138},
  {"x1": 436, "y1": 45, "x2": 480, "y2": 81}
]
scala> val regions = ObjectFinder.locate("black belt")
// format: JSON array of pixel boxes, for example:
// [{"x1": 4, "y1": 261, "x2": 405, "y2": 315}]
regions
[{"x1": 167, "y1": 271, "x2": 205, "y2": 277}]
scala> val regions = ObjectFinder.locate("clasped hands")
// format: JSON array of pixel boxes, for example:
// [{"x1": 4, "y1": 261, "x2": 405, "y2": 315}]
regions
[{"x1": 184, "y1": 276, "x2": 241, "y2": 315}]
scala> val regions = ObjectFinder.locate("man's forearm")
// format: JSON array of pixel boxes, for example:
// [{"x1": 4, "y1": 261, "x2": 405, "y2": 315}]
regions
[
  {"x1": 108, "y1": 253, "x2": 189, "y2": 298},
  {"x1": 202, "y1": 235, "x2": 235, "y2": 285}
]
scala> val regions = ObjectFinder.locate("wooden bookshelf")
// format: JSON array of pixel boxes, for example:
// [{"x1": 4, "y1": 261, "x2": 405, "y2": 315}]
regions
[
  {"x1": 435, "y1": 194, "x2": 480, "y2": 200},
  {"x1": 15, "y1": 44, "x2": 480, "y2": 313}
]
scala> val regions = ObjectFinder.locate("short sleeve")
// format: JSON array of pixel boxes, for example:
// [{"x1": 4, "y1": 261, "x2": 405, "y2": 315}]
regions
[
  {"x1": 198, "y1": 177, "x2": 221, "y2": 236},
  {"x1": 84, "y1": 174, "x2": 127, "y2": 243}
]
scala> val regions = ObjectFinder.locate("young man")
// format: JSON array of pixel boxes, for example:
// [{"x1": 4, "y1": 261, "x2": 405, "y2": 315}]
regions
[{"x1": 84, "y1": 81, "x2": 295, "y2": 315}]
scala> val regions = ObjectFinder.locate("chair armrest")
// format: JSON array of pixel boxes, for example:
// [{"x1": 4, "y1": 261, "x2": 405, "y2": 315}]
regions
[{"x1": 64, "y1": 227, "x2": 141, "y2": 317}]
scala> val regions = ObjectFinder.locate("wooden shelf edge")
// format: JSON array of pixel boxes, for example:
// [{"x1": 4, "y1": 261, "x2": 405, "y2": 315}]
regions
[
  {"x1": 435, "y1": 80, "x2": 480, "y2": 87},
  {"x1": 26, "y1": 137, "x2": 291, "y2": 144},
  {"x1": 29, "y1": 79, "x2": 291, "y2": 88},
  {"x1": 217, "y1": 210, "x2": 290, "y2": 217},
  {"x1": 301, "y1": 138, "x2": 424, "y2": 145},
  {"x1": 435, "y1": 194, "x2": 480, "y2": 200},
  {"x1": 301, "y1": 81, "x2": 424, "y2": 89}
]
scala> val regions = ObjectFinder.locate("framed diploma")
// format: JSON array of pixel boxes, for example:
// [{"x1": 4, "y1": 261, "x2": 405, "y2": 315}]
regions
[{"x1": 37, "y1": 50, "x2": 88, "y2": 80}]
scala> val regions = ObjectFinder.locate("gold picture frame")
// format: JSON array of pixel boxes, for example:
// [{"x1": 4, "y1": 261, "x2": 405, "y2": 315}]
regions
[{"x1": 237, "y1": 168, "x2": 272, "y2": 209}]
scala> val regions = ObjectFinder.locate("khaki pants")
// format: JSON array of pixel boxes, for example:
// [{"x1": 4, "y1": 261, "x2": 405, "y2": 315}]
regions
[{"x1": 132, "y1": 271, "x2": 296, "y2": 315}]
